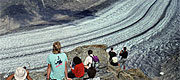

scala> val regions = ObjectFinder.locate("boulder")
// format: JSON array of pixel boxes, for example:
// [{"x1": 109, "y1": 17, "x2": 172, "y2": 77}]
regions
[{"x1": 66, "y1": 44, "x2": 108, "y2": 65}]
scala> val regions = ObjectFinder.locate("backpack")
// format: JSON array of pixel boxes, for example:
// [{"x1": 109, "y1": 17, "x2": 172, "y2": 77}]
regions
[
  {"x1": 91, "y1": 56, "x2": 100, "y2": 68},
  {"x1": 92, "y1": 56, "x2": 99, "y2": 62}
]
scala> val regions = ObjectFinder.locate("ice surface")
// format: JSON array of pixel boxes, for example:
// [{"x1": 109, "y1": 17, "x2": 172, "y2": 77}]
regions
[{"x1": 0, "y1": 0, "x2": 179, "y2": 78}]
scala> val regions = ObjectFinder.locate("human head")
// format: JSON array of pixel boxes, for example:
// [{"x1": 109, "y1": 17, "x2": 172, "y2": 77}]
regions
[
  {"x1": 123, "y1": 47, "x2": 127, "y2": 51},
  {"x1": 87, "y1": 67, "x2": 96, "y2": 78},
  {"x1": 88, "y1": 50, "x2": 93, "y2": 56},
  {"x1": 53, "y1": 41, "x2": 61, "y2": 54},
  {"x1": 14, "y1": 67, "x2": 27, "y2": 80},
  {"x1": 111, "y1": 47, "x2": 113, "y2": 51},
  {"x1": 73, "y1": 56, "x2": 82, "y2": 65}
]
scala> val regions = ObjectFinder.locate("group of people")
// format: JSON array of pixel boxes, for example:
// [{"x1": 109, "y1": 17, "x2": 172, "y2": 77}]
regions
[
  {"x1": 47, "y1": 41, "x2": 100, "y2": 80},
  {"x1": 6, "y1": 41, "x2": 128, "y2": 80},
  {"x1": 6, "y1": 41, "x2": 100, "y2": 80},
  {"x1": 108, "y1": 47, "x2": 128, "y2": 70}
]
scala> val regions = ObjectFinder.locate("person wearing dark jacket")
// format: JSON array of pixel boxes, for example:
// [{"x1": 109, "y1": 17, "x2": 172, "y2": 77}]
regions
[
  {"x1": 120, "y1": 47, "x2": 128, "y2": 59},
  {"x1": 109, "y1": 48, "x2": 118, "y2": 66},
  {"x1": 119, "y1": 47, "x2": 128, "y2": 70},
  {"x1": 108, "y1": 48, "x2": 116, "y2": 61}
]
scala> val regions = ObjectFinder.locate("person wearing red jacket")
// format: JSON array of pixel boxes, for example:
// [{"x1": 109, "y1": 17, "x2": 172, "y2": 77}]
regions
[{"x1": 68, "y1": 56, "x2": 85, "y2": 78}]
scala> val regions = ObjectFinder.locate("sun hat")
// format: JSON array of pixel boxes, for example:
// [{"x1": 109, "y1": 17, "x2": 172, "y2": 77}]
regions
[
  {"x1": 112, "y1": 57, "x2": 118, "y2": 63},
  {"x1": 14, "y1": 67, "x2": 27, "y2": 80}
]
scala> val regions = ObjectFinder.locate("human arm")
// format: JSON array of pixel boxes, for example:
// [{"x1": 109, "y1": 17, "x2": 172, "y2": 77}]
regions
[
  {"x1": 69, "y1": 63, "x2": 73, "y2": 70},
  {"x1": 71, "y1": 64, "x2": 78, "y2": 74},
  {"x1": 65, "y1": 61, "x2": 72, "y2": 80},
  {"x1": 47, "y1": 64, "x2": 51, "y2": 80},
  {"x1": 119, "y1": 50, "x2": 123, "y2": 56},
  {"x1": 6, "y1": 74, "x2": 14, "y2": 80},
  {"x1": 126, "y1": 52, "x2": 128, "y2": 57},
  {"x1": 84, "y1": 57, "x2": 89, "y2": 69},
  {"x1": 108, "y1": 51, "x2": 111, "y2": 56},
  {"x1": 26, "y1": 70, "x2": 32, "y2": 80},
  {"x1": 84, "y1": 56, "x2": 92, "y2": 69},
  {"x1": 84, "y1": 62, "x2": 92, "y2": 69}
]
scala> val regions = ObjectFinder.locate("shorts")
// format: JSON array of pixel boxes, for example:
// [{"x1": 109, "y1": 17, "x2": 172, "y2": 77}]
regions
[{"x1": 118, "y1": 58, "x2": 127, "y2": 64}]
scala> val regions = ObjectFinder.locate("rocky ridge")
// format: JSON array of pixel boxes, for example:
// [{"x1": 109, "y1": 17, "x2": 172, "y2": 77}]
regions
[{"x1": 0, "y1": 44, "x2": 150, "y2": 80}]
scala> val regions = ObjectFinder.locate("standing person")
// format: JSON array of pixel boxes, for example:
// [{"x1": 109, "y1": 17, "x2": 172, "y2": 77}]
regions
[
  {"x1": 68, "y1": 56, "x2": 85, "y2": 78},
  {"x1": 119, "y1": 47, "x2": 128, "y2": 70},
  {"x1": 108, "y1": 47, "x2": 116, "y2": 61},
  {"x1": 46, "y1": 41, "x2": 71, "y2": 80},
  {"x1": 6, "y1": 67, "x2": 32, "y2": 80},
  {"x1": 84, "y1": 50, "x2": 93, "y2": 70}
]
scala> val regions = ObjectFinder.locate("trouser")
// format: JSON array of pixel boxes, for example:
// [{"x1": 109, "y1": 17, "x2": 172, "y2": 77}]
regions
[
  {"x1": 119, "y1": 58, "x2": 126, "y2": 69},
  {"x1": 84, "y1": 67, "x2": 88, "y2": 72},
  {"x1": 68, "y1": 71, "x2": 75, "y2": 78}
]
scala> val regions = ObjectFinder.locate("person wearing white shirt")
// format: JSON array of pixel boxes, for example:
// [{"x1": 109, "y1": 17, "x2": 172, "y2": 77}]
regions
[{"x1": 84, "y1": 50, "x2": 93, "y2": 69}]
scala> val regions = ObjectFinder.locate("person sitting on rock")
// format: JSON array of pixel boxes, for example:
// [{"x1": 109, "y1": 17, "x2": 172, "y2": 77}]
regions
[
  {"x1": 68, "y1": 56, "x2": 85, "y2": 78},
  {"x1": 108, "y1": 47, "x2": 118, "y2": 66},
  {"x1": 46, "y1": 41, "x2": 71, "y2": 80},
  {"x1": 119, "y1": 47, "x2": 128, "y2": 70},
  {"x1": 110, "y1": 56, "x2": 119, "y2": 66},
  {"x1": 84, "y1": 67, "x2": 100, "y2": 80},
  {"x1": 6, "y1": 67, "x2": 32, "y2": 80},
  {"x1": 84, "y1": 50, "x2": 94, "y2": 70}
]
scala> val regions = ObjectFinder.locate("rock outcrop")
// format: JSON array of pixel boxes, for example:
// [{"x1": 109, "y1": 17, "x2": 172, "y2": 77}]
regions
[
  {"x1": 158, "y1": 51, "x2": 180, "y2": 80},
  {"x1": 29, "y1": 44, "x2": 151, "y2": 80},
  {"x1": 0, "y1": 44, "x2": 151, "y2": 80},
  {"x1": 66, "y1": 45, "x2": 108, "y2": 65}
]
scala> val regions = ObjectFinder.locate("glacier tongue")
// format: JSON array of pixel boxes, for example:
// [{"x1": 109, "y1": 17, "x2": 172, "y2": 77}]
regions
[{"x1": 0, "y1": 0, "x2": 179, "y2": 79}]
